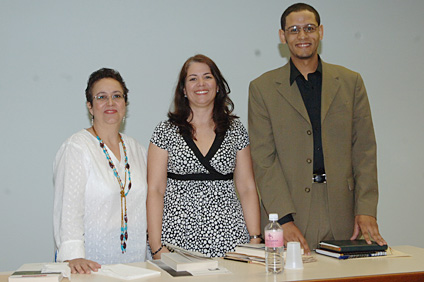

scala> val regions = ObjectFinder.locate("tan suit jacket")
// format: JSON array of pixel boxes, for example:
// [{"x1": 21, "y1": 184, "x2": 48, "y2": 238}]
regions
[{"x1": 248, "y1": 60, "x2": 379, "y2": 239}]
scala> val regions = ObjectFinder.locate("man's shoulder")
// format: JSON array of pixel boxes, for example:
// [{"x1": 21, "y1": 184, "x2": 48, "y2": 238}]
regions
[
  {"x1": 250, "y1": 63, "x2": 289, "y2": 85},
  {"x1": 322, "y1": 61, "x2": 360, "y2": 79}
]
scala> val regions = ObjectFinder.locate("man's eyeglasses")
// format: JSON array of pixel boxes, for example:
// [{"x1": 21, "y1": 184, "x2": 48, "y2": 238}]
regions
[
  {"x1": 94, "y1": 94, "x2": 126, "y2": 103},
  {"x1": 286, "y1": 24, "x2": 318, "y2": 35}
]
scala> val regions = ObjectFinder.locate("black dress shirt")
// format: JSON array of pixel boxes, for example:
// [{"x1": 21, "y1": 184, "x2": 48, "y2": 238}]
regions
[
  {"x1": 278, "y1": 59, "x2": 326, "y2": 226},
  {"x1": 289, "y1": 59, "x2": 325, "y2": 175}
]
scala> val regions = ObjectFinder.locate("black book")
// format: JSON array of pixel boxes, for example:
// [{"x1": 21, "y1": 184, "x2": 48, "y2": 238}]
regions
[
  {"x1": 318, "y1": 240, "x2": 388, "y2": 253},
  {"x1": 315, "y1": 248, "x2": 387, "y2": 260}
]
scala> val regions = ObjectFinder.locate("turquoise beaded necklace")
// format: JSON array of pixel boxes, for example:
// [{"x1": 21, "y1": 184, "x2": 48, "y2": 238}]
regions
[{"x1": 92, "y1": 126, "x2": 131, "y2": 254}]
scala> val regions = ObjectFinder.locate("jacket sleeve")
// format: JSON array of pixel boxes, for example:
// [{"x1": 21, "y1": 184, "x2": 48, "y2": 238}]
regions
[
  {"x1": 248, "y1": 80, "x2": 296, "y2": 219},
  {"x1": 351, "y1": 74, "x2": 379, "y2": 217}
]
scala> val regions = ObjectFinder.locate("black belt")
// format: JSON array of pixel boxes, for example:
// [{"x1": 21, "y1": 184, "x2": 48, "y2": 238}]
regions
[
  {"x1": 312, "y1": 173, "x2": 326, "y2": 183},
  {"x1": 168, "y1": 172, "x2": 233, "y2": 181}
]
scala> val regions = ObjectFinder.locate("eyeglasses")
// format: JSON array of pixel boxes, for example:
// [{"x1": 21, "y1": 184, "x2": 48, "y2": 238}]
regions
[
  {"x1": 94, "y1": 94, "x2": 126, "y2": 103},
  {"x1": 286, "y1": 24, "x2": 318, "y2": 35}
]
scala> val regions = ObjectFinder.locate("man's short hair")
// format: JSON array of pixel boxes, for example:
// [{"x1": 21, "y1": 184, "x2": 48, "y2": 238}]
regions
[{"x1": 280, "y1": 3, "x2": 321, "y2": 30}]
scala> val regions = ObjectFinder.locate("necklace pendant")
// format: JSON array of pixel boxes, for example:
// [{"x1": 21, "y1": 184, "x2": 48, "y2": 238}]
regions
[{"x1": 93, "y1": 127, "x2": 132, "y2": 253}]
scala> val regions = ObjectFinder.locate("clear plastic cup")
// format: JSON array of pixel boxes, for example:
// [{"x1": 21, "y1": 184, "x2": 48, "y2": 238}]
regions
[{"x1": 285, "y1": 242, "x2": 304, "y2": 270}]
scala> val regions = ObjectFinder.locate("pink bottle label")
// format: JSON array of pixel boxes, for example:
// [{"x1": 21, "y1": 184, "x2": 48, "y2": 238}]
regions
[{"x1": 265, "y1": 230, "x2": 283, "y2": 247}]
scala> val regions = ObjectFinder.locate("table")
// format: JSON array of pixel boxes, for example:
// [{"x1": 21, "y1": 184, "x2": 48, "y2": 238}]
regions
[{"x1": 2, "y1": 245, "x2": 424, "y2": 282}]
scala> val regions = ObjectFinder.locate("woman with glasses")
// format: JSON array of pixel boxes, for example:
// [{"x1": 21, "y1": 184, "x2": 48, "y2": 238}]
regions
[
  {"x1": 53, "y1": 68, "x2": 148, "y2": 274},
  {"x1": 147, "y1": 54, "x2": 261, "y2": 259}
]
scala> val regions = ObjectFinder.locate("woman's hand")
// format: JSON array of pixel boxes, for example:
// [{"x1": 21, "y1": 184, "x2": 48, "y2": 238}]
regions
[
  {"x1": 147, "y1": 143, "x2": 169, "y2": 260},
  {"x1": 234, "y1": 146, "x2": 261, "y2": 246},
  {"x1": 249, "y1": 237, "x2": 263, "y2": 244},
  {"x1": 152, "y1": 245, "x2": 170, "y2": 260},
  {"x1": 67, "y1": 258, "x2": 101, "y2": 274}
]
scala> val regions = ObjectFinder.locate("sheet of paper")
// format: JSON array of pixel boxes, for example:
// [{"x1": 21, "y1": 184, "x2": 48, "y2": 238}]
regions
[{"x1": 93, "y1": 264, "x2": 160, "y2": 280}]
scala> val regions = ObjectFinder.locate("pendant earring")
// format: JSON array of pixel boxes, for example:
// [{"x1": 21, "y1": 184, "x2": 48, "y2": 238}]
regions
[
  {"x1": 122, "y1": 116, "x2": 126, "y2": 123},
  {"x1": 184, "y1": 94, "x2": 187, "y2": 98},
  {"x1": 91, "y1": 115, "x2": 94, "y2": 126}
]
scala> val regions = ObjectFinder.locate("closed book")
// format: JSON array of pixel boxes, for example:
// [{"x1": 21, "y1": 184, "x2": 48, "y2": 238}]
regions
[
  {"x1": 229, "y1": 243, "x2": 304, "y2": 259},
  {"x1": 316, "y1": 248, "x2": 387, "y2": 260},
  {"x1": 9, "y1": 271, "x2": 63, "y2": 282},
  {"x1": 223, "y1": 253, "x2": 266, "y2": 265},
  {"x1": 318, "y1": 240, "x2": 388, "y2": 253},
  {"x1": 233, "y1": 244, "x2": 265, "y2": 258},
  {"x1": 161, "y1": 252, "x2": 218, "y2": 272}
]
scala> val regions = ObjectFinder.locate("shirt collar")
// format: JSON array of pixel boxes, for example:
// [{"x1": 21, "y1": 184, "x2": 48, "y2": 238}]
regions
[{"x1": 289, "y1": 56, "x2": 322, "y2": 85}]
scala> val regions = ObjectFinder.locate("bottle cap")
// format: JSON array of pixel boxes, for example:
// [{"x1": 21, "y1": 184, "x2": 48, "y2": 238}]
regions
[{"x1": 269, "y1": 213, "x2": 278, "y2": 221}]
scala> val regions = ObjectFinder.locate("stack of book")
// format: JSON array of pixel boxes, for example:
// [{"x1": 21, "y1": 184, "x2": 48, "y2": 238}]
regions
[
  {"x1": 9, "y1": 271, "x2": 63, "y2": 282},
  {"x1": 315, "y1": 240, "x2": 388, "y2": 260},
  {"x1": 8, "y1": 263, "x2": 66, "y2": 282},
  {"x1": 160, "y1": 244, "x2": 219, "y2": 272},
  {"x1": 224, "y1": 244, "x2": 266, "y2": 265},
  {"x1": 224, "y1": 243, "x2": 308, "y2": 265}
]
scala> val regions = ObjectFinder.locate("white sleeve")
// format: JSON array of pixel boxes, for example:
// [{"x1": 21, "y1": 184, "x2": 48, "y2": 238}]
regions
[{"x1": 53, "y1": 139, "x2": 88, "y2": 261}]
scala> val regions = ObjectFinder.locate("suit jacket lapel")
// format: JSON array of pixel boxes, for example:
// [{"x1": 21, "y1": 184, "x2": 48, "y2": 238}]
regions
[
  {"x1": 276, "y1": 64, "x2": 311, "y2": 124},
  {"x1": 321, "y1": 62, "x2": 340, "y2": 123}
]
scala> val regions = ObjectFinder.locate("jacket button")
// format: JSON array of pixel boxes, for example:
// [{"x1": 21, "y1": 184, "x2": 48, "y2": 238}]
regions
[
  {"x1": 305, "y1": 187, "x2": 311, "y2": 193},
  {"x1": 307, "y1": 130, "x2": 312, "y2": 135},
  {"x1": 306, "y1": 158, "x2": 312, "y2": 164}
]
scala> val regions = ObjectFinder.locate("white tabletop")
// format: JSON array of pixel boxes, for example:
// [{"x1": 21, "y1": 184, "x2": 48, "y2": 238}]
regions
[{"x1": 2, "y1": 245, "x2": 424, "y2": 282}]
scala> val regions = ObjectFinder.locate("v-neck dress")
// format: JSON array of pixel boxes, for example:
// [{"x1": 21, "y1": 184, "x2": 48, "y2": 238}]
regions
[{"x1": 150, "y1": 119, "x2": 250, "y2": 257}]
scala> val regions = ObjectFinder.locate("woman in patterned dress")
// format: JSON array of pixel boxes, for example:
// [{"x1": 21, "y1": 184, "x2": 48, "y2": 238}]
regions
[{"x1": 147, "y1": 54, "x2": 261, "y2": 259}]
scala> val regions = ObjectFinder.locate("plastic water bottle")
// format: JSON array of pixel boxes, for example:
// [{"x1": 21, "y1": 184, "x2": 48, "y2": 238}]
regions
[{"x1": 265, "y1": 213, "x2": 284, "y2": 274}]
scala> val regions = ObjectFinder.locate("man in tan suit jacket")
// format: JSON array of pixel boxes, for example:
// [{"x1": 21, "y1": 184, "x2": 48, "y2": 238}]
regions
[{"x1": 248, "y1": 3, "x2": 386, "y2": 253}]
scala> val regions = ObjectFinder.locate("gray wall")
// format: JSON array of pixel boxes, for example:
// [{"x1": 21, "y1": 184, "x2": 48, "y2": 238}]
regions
[{"x1": 1, "y1": 0, "x2": 423, "y2": 271}]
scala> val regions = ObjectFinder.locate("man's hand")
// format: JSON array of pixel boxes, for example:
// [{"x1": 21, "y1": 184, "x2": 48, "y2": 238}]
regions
[
  {"x1": 281, "y1": 221, "x2": 310, "y2": 255},
  {"x1": 350, "y1": 215, "x2": 387, "y2": 246},
  {"x1": 67, "y1": 258, "x2": 101, "y2": 274}
]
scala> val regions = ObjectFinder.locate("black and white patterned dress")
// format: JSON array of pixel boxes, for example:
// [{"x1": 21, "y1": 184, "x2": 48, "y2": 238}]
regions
[{"x1": 150, "y1": 119, "x2": 250, "y2": 257}]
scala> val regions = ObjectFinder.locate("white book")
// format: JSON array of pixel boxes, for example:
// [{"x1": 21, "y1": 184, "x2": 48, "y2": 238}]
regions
[
  {"x1": 232, "y1": 244, "x2": 266, "y2": 258},
  {"x1": 9, "y1": 264, "x2": 63, "y2": 282},
  {"x1": 161, "y1": 252, "x2": 219, "y2": 272},
  {"x1": 229, "y1": 243, "x2": 304, "y2": 258}
]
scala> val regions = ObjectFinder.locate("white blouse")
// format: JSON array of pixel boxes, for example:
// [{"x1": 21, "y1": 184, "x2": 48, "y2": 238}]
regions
[{"x1": 53, "y1": 129, "x2": 148, "y2": 265}]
